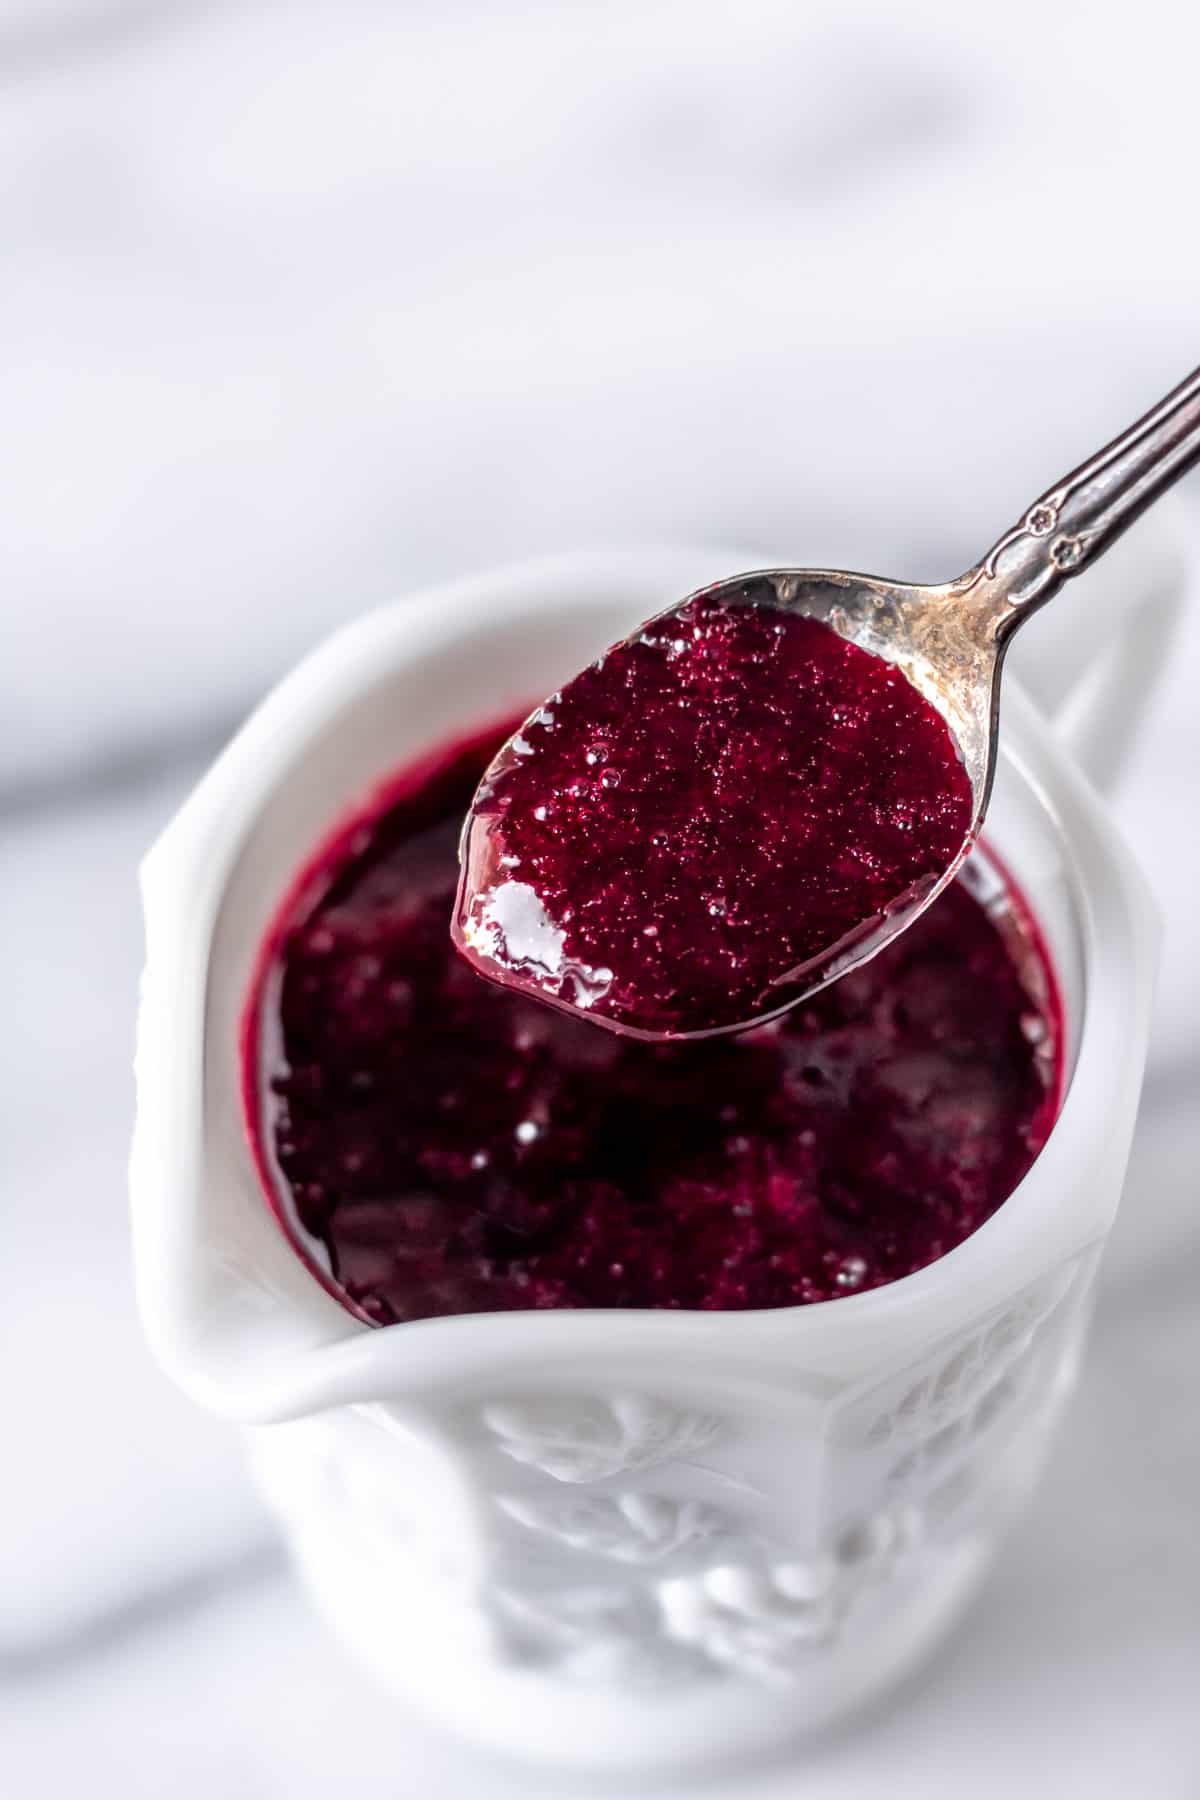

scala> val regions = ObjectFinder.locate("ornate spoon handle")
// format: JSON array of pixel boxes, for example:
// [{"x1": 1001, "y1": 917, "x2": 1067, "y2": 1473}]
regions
[{"x1": 975, "y1": 361, "x2": 1200, "y2": 626}]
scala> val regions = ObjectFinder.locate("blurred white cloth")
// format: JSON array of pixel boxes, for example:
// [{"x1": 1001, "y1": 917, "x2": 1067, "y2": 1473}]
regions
[{"x1": 1, "y1": 5, "x2": 1198, "y2": 1797}]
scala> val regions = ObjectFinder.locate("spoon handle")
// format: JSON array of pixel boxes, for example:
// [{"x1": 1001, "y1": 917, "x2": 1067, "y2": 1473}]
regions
[{"x1": 977, "y1": 361, "x2": 1200, "y2": 628}]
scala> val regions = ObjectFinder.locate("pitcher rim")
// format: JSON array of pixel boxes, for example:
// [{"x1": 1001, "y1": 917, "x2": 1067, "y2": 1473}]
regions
[{"x1": 131, "y1": 545, "x2": 1159, "y2": 1422}]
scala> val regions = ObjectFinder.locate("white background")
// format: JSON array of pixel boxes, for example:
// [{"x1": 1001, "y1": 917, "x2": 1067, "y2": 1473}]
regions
[{"x1": 1, "y1": 2, "x2": 1197, "y2": 1793}]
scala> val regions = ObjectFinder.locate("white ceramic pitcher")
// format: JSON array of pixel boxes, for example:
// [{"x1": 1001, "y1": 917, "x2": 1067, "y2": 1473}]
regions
[{"x1": 131, "y1": 516, "x2": 1184, "y2": 1774}]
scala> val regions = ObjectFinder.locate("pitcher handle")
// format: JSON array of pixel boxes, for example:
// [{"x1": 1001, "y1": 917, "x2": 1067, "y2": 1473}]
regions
[{"x1": 1007, "y1": 498, "x2": 1191, "y2": 794}]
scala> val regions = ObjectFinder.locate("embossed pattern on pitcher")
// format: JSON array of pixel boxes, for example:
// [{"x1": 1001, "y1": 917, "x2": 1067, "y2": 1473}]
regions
[{"x1": 250, "y1": 1252, "x2": 1095, "y2": 1693}]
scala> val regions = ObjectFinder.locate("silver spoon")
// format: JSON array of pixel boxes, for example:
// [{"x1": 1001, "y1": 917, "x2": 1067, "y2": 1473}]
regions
[
  {"x1": 458, "y1": 362, "x2": 1200, "y2": 1039},
  {"x1": 812, "y1": 358, "x2": 1200, "y2": 867}
]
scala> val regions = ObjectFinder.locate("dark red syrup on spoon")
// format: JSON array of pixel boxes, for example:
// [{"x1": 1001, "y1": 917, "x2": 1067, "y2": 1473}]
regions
[{"x1": 453, "y1": 588, "x2": 975, "y2": 1039}]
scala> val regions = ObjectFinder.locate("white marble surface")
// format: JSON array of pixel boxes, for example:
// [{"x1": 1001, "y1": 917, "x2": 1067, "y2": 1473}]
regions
[{"x1": 2, "y1": 3, "x2": 1198, "y2": 1793}]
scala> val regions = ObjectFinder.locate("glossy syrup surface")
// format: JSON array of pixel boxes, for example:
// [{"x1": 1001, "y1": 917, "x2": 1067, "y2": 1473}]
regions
[
  {"x1": 246, "y1": 718, "x2": 1061, "y2": 1324},
  {"x1": 454, "y1": 593, "x2": 975, "y2": 1037}
]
